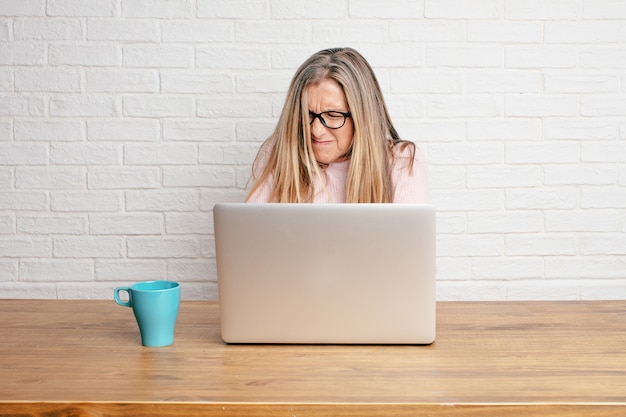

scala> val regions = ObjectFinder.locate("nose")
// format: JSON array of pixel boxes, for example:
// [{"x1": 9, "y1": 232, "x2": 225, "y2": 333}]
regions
[{"x1": 310, "y1": 116, "x2": 326, "y2": 137}]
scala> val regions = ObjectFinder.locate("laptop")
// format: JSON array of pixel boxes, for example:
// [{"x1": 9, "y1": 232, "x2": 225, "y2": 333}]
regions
[{"x1": 213, "y1": 203, "x2": 436, "y2": 344}]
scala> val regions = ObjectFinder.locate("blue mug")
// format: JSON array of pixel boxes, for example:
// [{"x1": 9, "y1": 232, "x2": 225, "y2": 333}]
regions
[{"x1": 114, "y1": 280, "x2": 181, "y2": 347}]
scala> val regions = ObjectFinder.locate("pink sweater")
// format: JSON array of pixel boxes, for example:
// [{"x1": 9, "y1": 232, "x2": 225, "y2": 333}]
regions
[{"x1": 247, "y1": 144, "x2": 429, "y2": 203}]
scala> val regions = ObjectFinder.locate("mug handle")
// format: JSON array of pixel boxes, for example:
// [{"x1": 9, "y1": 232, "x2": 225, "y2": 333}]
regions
[{"x1": 114, "y1": 287, "x2": 131, "y2": 307}]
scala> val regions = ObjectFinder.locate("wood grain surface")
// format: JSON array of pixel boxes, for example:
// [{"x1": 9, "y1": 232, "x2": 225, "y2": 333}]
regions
[{"x1": 1, "y1": 299, "x2": 625, "y2": 416}]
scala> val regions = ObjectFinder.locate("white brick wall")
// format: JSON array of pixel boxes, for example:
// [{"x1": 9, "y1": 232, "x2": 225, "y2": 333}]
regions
[{"x1": 0, "y1": 0, "x2": 625, "y2": 300}]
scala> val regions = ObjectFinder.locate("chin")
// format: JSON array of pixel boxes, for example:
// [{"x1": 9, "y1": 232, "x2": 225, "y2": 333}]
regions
[{"x1": 314, "y1": 152, "x2": 344, "y2": 165}]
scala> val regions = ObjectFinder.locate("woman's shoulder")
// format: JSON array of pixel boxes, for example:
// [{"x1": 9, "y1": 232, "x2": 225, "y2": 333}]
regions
[
  {"x1": 390, "y1": 140, "x2": 425, "y2": 168},
  {"x1": 391, "y1": 140, "x2": 414, "y2": 155},
  {"x1": 389, "y1": 140, "x2": 429, "y2": 203}
]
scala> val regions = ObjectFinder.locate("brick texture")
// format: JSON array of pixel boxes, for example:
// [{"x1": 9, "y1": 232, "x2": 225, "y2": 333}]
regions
[{"x1": 0, "y1": 0, "x2": 625, "y2": 300}]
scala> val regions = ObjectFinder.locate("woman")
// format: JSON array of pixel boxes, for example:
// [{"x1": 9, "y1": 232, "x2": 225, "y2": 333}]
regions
[{"x1": 246, "y1": 47, "x2": 429, "y2": 203}]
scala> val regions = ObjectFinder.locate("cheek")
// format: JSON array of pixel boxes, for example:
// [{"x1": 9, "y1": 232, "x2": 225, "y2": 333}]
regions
[{"x1": 339, "y1": 126, "x2": 354, "y2": 150}]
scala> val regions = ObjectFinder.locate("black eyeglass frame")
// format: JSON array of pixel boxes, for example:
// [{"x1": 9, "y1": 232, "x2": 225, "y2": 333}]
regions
[{"x1": 308, "y1": 110, "x2": 352, "y2": 129}]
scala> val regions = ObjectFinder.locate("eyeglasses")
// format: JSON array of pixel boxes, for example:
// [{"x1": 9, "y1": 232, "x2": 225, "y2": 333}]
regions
[{"x1": 308, "y1": 110, "x2": 351, "y2": 129}]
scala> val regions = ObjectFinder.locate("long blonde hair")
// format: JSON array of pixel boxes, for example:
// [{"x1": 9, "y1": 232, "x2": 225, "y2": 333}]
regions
[{"x1": 246, "y1": 47, "x2": 415, "y2": 203}]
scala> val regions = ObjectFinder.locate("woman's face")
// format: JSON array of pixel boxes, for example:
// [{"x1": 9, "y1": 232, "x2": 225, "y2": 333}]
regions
[{"x1": 306, "y1": 78, "x2": 354, "y2": 165}]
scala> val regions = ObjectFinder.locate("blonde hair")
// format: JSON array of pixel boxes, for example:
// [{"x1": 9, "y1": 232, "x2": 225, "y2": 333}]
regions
[{"x1": 246, "y1": 47, "x2": 415, "y2": 203}]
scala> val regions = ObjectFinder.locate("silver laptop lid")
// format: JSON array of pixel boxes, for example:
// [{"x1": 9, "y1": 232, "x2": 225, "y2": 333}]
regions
[{"x1": 213, "y1": 203, "x2": 436, "y2": 344}]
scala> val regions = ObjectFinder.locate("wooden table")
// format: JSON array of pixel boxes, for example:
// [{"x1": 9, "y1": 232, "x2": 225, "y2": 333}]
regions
[{"x1": 0, "y1": 300, "x2": 625, "y2": 416}]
